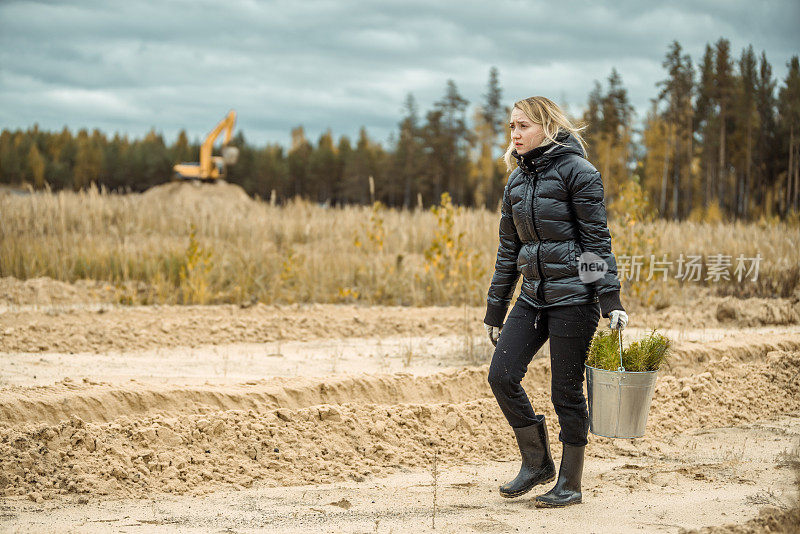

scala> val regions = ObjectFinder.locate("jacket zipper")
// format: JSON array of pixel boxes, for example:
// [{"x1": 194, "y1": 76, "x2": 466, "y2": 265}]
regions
[
  {"x1": 522, "y1": 176, "x2": 536, "y2": 255},
  {"x1": 528, "y1": 169, "x2": 546, "y2": 303}
]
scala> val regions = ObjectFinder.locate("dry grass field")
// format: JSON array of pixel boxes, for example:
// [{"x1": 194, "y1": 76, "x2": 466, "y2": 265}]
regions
[
  {"x1": 2, "y1": 182, "x2": 798, "y2": 308},
  {"x1": 1, "y1": 182, "x2": 799, "y2": 533}
]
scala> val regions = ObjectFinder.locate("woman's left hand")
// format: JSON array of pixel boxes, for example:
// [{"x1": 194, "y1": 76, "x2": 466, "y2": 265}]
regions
[
  {"x1": 484, "y1": 323, "x2": 501, "y2": 346},
  {"x1": 609, "y1": 310, "x2": 629, "y2": 330}
]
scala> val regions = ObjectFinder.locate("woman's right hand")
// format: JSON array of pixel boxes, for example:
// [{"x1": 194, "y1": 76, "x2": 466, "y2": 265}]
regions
[
  {"x1": 484, "y1": 323, "x2": 502, "y2": 346},
  {"x1": 609, "y1": 310, "x2": 629, "y2": 330}
]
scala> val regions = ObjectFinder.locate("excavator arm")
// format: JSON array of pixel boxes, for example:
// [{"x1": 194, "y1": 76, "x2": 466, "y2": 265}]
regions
[{"x1": 199, "y1": 110, "x2": 237, "y2": 178}]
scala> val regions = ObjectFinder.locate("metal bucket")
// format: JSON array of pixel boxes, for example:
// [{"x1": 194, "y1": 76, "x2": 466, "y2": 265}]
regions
[{"x1": 585, "y1": 328, "x2": 659, "y2": 438}]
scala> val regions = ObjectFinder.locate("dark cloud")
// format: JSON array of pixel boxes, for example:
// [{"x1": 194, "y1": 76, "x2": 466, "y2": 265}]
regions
[{"x1": 1, "y1": 0, "x2": 798, "y2": 147}]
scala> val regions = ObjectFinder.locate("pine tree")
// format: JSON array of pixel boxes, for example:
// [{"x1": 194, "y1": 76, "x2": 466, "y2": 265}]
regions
[
  {"x1": 642, "y1": 101, "x2": 670, "y2": 217},
  {"x1": 714, "y1": 38, "x2": 736, "y2": 214},
  {"x1": 171, "y1": 130, "x2": 194, "y2": 164},
  {"x1": 137, "y1": 129, "x2": 170, "y2": 190},
  {"x1": 584, "y1": 81, "x2": 603, "y2": 145},
  {"x1": 471, "y1": 106, "x2": 494, "y2": 208},
  {"x1": 587, "y1": 69, "x2": 634, "y2": 203},
  {"x1": 225, "y1": 131, "x2": 257, "y2": 195},
  {"x1": 394, "y1": 93, "x2": 423, "y2": 209},
  {"x1": 433, "y1": 80, "x2": 471, "y2": 205},
  {"x1": 778, "y1": 56, "x2": 800, "y2": 214},
  {"x1": 26, "y1": 143, "x2": 46, "y2": 189},
  {"x1": 334, "y1": 136, "x2": 352, "y2": 205},
  {"x1": 755, "y1": 51, "x2": 777, "y2": 216},
  {"x1": 482, "y1": 66, "x2": 505, "y2": 144},
  {"x1": 0, "y1": 130, "x2": 21, "y2": 185},
  {"x1": 420, "y1": 108, "x2": 445, "y2": 206},
  {"x1": 308, "y1": 130, "x2": 336, "y2": 203},
  {"x1": 656, "y1": 41, "x2": 695, "y2": 219},
  {"x1": 341, "y1": 127, "x2": 373, "y2": 204},
  {"x1": 288, "y1": 126, "x2": 311, "y2": 198},
  {"x1": 695, "y1": 44, "x2": 717, "y2": 209},
  {"x1": 73, "y1": 129, "x2": 104, "y2": 190},
  {"x1": 253, "y1": 143, "x2": 288, "y2": 203},
  {"x1": 733, "y1": 45, "x2": 759, "y2": 218},
  {"x1": 473, "y1": 68, "x2": 506, "y2": 208}
]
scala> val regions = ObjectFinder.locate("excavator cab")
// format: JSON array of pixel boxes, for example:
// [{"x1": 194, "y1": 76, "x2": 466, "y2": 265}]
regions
[{"x1": 222, "y1": 145, "x2": 239, "y2": 166}]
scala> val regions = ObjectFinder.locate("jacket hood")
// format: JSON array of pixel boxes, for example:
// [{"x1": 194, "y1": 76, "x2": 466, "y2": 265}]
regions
[{"x1": 512, "y1": 130, "x2": 585, "y2": 173}]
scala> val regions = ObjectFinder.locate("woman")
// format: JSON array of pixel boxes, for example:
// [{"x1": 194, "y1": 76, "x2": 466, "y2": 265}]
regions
[{"x1": 483, "y1": 96, "x2": 628, "y2": 507}]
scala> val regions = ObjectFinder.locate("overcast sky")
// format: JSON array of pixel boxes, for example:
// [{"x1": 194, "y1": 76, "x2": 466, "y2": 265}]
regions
[{"x1": 1, "y1": 0, "x2": 798, "y2": 148}]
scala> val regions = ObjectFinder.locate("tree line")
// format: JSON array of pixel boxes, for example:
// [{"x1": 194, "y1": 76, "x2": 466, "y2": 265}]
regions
[{"x1": 1, "y1": 38, "x2": 798, "y2": 220}]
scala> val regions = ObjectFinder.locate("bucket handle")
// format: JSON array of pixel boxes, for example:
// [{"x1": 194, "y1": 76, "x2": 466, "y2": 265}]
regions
[{"x1": 616, "y1": 327, "x2": 625, "y2": 373}]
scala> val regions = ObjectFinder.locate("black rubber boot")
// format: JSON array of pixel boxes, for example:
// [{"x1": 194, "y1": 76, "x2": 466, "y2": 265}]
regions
[
  {"x1": 534, "y1": 443, "x2": 585, "y2": 507},
  {"x1": 499, "y1": 416, "x2": 556, "y2": 498}
]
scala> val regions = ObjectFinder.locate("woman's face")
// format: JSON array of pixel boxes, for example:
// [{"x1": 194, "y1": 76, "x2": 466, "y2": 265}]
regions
[{"x1": 509, "y1": 107, "x2": 545, "y2": 155}]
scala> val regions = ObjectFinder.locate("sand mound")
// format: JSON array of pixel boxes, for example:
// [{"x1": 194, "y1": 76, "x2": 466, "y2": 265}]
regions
[
  {"x1": 715, "y1": 295, "x2": 800, "y2": 326},
  {"x1": 681, "y1": 505, "x2": 800, "y2": 533},
  {"x1": 140, "y1": 180, "x2": 255, "y2": 210},
  {"x1": 1, "y1": 346, "x2": 798, "y2": 500},
  {"x1": 0, "y1": 277, "x2": 115, "y2": 308},
  {"x1": 664, "y1": 331, "x2": 800, "y2": 376},
  {"x1": 631, "y1": 292, "x2": 800, "y2": 330},
  {"x1": 0, "y1": 368, "x2": 493, "y2": 426}
]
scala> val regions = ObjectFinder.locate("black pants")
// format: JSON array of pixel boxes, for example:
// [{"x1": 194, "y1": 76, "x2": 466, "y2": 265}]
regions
[{"x1": 487, "y1": 298, "x2": 601, "y2": 447}]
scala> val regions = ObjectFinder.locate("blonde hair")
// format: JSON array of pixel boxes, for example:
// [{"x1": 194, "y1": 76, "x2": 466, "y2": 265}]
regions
[{"x1": 503, "y1": 96, "x2": 589, "y2": 172}]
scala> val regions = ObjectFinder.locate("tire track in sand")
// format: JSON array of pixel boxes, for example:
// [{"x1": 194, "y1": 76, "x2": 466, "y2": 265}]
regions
[{"x1": 1, "y1": 331, "x2": 799, "y2": 426}]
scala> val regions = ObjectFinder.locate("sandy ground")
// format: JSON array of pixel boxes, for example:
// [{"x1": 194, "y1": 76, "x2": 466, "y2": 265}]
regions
[
  {"x1": 2, "y1": 416, "x2": 798, "y2": 533},
  {"x1": 1, "y1": 276, "x2": 799, "y2": 533}
]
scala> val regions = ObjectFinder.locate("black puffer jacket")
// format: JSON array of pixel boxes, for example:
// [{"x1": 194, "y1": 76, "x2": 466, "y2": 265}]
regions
[{"x1": 483, "y1": 130, "x2": 624, "y2": 328}]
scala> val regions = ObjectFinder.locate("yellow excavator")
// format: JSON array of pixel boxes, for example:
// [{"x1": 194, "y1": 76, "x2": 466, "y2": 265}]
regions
[{"x1": 173, "y1": 110, "x2": 240, "y2": 181}]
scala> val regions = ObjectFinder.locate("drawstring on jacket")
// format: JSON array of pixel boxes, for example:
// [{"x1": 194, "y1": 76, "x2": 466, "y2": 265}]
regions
[{"x1": 534, "y1": 309, "x2": 542, "y2": 330}]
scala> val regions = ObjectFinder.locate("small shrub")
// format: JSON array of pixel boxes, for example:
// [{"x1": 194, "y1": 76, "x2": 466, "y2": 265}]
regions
[
  {"x1": 418, "y1": 192, "x2": 486, "y2": 304},
  {"x1": 608, "y1": 178, "x2": 662, "y2": 309},
  {"x1": 179, "y1": 224, "x2": 214, "y2": 304}
]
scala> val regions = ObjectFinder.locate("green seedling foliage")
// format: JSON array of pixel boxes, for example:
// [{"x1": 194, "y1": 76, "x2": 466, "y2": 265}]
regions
[{"x1": 586, "y1": 328, "x2": 671, "y2": 372}]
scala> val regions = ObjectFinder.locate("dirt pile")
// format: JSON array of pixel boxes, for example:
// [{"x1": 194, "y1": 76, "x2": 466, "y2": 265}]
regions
[
  {"x1": 664, "y1": 332, "x2": 800, "y2": 376},
  {"x1": 648, "y1": 349, "x2": 800, "y2": 433},
  {"x1": 140, "y1": 180, "x2": 255, "y2": 211},
  {"x1": 681, "y1": 506, "x2": 800, "y2": 533},
  {"x1": 0, "y1": 277, "x2": 116, "y2": 308},
  {"x1": 632, "y1": 293, "x2": 800, "y2": 329},
  {"x1": 714, "y1": 295, "x2": 800, "y2": 326}
]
